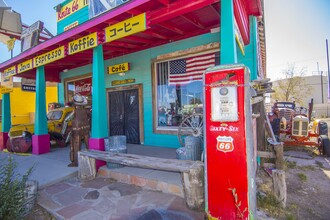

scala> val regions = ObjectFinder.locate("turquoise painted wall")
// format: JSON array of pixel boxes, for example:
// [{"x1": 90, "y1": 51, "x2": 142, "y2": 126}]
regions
[
  {"x1": 60, "y1": 33, "x2": 219, "y2": 148},
  {"x1": 58, "y1": 30, "x2": 260, "y2": 148},
  {"x1": 237, "y1": 16, "x2": 259, "y2": 81},
  {"x1": 57, "y1": 0, "x2": 89, "y2": 34}
]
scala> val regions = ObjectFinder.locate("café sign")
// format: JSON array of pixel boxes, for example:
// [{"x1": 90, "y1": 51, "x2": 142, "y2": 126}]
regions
[{"x1": 107, "y1": 62, "x2": 129, "y2": 74}]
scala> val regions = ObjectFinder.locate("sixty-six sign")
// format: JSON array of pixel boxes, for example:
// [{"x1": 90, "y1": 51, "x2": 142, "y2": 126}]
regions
[{"x1": 0, "y1": 13, "x2": 147, "y2": 93}]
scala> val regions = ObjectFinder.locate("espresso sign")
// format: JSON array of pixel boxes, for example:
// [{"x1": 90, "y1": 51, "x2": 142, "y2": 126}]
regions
[
  {"x1": 34, "y1": 46, "x2": 65, "y2": 67},
  {"x1": 17, "y1": 59, "x2": 33, "y2": 74},
  {"x1": 68, "y1": 32, "x2": 98, "y2": 55}
]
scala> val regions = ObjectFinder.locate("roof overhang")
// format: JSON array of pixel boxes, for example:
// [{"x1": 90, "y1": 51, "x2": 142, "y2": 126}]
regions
[{"x1": 0, "y1": 0, "x2": 264, "y2": 82}]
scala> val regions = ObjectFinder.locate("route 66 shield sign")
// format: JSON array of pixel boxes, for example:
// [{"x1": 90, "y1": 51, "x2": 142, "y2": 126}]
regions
[{"x1": 216, "y1": 136, "x2": 234, "y2": 153}]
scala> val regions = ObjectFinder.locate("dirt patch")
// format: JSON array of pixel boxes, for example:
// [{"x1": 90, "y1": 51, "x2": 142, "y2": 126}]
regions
[
  {"x1": 24, "y1": 204, "x2": 56, "y2": 220},
  {"x1": 257, "y1": 150, "x2": 330, "y2": 219}
]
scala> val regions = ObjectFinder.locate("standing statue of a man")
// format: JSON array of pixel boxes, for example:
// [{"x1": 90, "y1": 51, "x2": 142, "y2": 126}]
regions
[{"x1": 68, "y1": 94, "x2": 91, "y2": 167}]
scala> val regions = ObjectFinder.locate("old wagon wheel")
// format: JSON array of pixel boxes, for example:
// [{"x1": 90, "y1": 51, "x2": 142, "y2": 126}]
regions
[{"x1": 177, "y1": 113, "x2": 203, "y2": 147}]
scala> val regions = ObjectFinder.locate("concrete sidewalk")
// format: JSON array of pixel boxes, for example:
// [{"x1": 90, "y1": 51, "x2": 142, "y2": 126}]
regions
[
  {"x1": 0, "y1": 147, "x2": 77, "y2": 189},
  {"x1": 1, "y1": 145, "x2": 204, "y2": 219}
]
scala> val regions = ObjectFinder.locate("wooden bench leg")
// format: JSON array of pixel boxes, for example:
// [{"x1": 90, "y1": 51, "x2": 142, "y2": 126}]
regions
[
  {"x1": 181, "y1": 163, "x2": 204, "y2": 210},
  {"x1": 78, "y1": 151, "x2": 97, "y2": 181}
]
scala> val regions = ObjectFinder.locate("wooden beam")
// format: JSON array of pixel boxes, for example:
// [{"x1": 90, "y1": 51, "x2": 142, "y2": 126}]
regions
[
  {"x1": 126, "y1": 8, "x2": 143, "y2": 16},
  {"x1": 155, "y1": 0, "x2": 169, "y2": 6},
  {"x1": 209, "y1": 4, "x2": 220, "y2": 17},
  {"x1": 181, "y1": 14, "x2": 205, "y2": 29},
  {"x1": 143, "y1": 30, "x2": 168, "y2": 40},
  {"x1": 125, "y1": 35, "x2": 154, "y2": 44},
  {"x1": 257, "y1": 151, "x2": 275, "y2": 158},
  {"x1": 149, "y1": 0, "x2": 218, "y2": 25},
  {"x1": 157, "y1": 23, "x2": 185, "y2": 35}
]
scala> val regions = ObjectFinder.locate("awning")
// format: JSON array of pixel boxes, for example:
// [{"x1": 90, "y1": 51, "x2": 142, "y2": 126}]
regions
[{"x1": 0, "y1": 0, "x2": 264, "y2": 82}]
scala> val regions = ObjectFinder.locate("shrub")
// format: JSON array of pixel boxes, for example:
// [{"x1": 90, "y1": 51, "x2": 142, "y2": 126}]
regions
[{"x1": 0, "y1": 155, "x2": 34, "y2": 220}]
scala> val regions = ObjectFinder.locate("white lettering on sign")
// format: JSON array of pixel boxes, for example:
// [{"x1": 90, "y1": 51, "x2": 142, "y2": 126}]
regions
[
  {"x1": 75, "y1": 83, "x2": 91, "y2": 93},
  {"x1": 210, "y1": 125, "x2": 239, "y2": 132}
]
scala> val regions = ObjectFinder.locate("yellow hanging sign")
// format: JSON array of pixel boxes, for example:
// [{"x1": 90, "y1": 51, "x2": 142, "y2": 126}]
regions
[
  {"x1": 107, "y1": 62, "x2": 130, "y2": 74},
  {"x1": 1, "y1": 73, "x2": 13, "y2": 94},
  {"x1": 68, "y1": 32, "x2": 98, "y2": 55},
  {"x1": 17, "y1": 59, "x2": 33, "y2": 74},
  {"x1": 57, "y1": 0, "x2": 89, "y2": 22},
  {"x1": 34, "y1": 46, "x2": 65, "y2": 67},
  {"x1": 3, "y1": 66, "x2": 16, "y2": 77},
  {"x1": 105, "y1": 13, "x2": 147, "y2": 43}
]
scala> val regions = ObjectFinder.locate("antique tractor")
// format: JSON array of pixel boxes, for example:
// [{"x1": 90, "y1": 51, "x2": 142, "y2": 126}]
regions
[{"x1": 269, "y1": 101, "x2": 330, "y2": 157}]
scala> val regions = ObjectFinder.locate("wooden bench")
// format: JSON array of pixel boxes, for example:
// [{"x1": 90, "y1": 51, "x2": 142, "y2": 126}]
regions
[{"x1": 78, "y1": 150, "x2": 204, "y2": 210}]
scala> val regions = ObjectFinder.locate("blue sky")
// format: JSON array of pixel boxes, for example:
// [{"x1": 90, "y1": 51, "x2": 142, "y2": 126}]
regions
[
  {"x1": 264, "y1": 0, "x2": 330, "y2": 80},
  {"x1": 1, "y1": 0, "x2": 330, "y2": 82},
  {"x1": 0, "y1": 0, "x2": 63, "y2": 62}
]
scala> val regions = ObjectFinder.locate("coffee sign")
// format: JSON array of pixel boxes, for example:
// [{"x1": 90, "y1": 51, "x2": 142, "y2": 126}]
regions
[
  {"x1": 68, "y1": 32, "x2": 98, "y2": 55},
  {"x1": 18, "y1": 59, "x2": 33, "y2": 74}
]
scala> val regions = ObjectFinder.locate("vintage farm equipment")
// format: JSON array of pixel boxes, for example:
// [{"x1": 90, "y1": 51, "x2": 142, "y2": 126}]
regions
[{"x1": 269, "y1": 101, "x2": 330, "y2": 156}]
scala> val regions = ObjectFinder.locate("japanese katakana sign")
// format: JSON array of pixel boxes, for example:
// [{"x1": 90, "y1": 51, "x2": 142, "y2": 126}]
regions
[{"x1": 105, "y1": 13, "x2": 146, "y2": 43}]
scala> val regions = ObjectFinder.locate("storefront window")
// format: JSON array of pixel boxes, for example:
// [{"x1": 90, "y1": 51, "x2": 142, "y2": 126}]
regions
[
  {"x1": 65, "y1": 76, "x2": 92, "y2": 106},
  {"x1": 155, "y1": 52, "x2": 219, "y2": 130}
]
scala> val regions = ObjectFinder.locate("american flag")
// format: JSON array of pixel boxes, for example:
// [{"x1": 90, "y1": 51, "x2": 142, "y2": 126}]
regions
[{"x1": 168, "y1": 53, "x2": 215, "y2": 85}]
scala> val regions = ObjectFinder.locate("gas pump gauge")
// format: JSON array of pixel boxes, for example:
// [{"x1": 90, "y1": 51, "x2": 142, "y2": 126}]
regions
[{"x1": 211, "y1": 85, "x2": 238, "y2": 122}]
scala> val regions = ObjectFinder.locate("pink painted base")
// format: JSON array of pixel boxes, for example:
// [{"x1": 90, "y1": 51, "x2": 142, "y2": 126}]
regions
[
  {"x1": 0, "y1": 132, "x2": 9, "y2": 151},
  {"x1": 32, "y1": 134, "x2": 50, "y2": 155},
  {"x1": 89, "y1": 138, "x2": 106, "y2": 170}
]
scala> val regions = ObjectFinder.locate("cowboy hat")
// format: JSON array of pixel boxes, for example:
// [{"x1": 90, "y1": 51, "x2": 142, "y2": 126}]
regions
[{"x1": 73, "y1": 94, "x2": 88, "y2": 105}]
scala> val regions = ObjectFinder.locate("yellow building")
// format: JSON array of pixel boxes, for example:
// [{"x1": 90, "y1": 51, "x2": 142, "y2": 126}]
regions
[{"x1": 0, "y1": 81, "x2": 58, "y2": 127}]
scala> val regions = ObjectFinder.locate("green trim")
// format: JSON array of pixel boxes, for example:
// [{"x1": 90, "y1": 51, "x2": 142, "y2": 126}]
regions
[
  {"x1": 2, "y1": 93, "x2": 11, "y2": 132},
  {"x1": 91, "y1": 45, "x2": 108, "y2": 138},
  {"x1": 34, "y1": 66, "x2": 48, "y2": 135},
  {"x1": 220, "y1": 0, "x2": 237, "y2": 64}
]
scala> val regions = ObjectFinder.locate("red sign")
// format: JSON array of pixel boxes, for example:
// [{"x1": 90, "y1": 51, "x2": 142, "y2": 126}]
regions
[
  {"x1": 75, "y1": 78, "x2": 91, "y2": 96},
  {"x1": 216, "y1": 136, "x2": 234, "y2": 152}
]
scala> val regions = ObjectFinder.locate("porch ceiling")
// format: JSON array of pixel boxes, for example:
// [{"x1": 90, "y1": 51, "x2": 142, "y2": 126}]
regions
[{"x1": 0, "y1": 0, "x2": 264, "y2": 82}]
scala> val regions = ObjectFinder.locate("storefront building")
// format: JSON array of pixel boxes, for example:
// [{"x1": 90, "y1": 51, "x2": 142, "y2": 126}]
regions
[{"x1": 0, "y1": 0, "x2": 265, "y2": 153}]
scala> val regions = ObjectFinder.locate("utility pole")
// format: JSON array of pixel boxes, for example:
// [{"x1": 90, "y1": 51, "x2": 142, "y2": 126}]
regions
[
  {"x1": 326, "y1": 39, "x2": 330, "y2": 104},
  {"x1": 317, "y1": 62, "x2": 324, "y2": 104}
]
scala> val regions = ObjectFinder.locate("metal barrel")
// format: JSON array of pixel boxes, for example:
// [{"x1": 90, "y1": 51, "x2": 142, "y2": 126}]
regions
[
  {"x1": 184, "y1": 136, "x2": 201, "y2": 161},
  {"x1": 105, "y1": 135, "x2": 127, "y2": 169}
]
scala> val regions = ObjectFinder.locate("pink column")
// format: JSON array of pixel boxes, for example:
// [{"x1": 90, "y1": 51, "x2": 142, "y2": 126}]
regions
[{"x1": 89, "y1": 138, "x2": 106, "y2": 169}]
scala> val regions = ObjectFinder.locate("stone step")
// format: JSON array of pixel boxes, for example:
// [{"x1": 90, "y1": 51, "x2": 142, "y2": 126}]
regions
[{"x1": 98, "y1": 166, "x2": 184, "y2": 198}]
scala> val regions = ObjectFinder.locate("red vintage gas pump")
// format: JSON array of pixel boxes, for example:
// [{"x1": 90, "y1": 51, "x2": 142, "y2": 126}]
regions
[{"x1": 204, "y1": 64, "x2": 256, "y2": 219}]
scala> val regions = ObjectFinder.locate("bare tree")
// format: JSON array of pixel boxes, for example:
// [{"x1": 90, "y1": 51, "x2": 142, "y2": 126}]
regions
[{"x1": 271, "y1": 63, "x2": 312, "y2": 106}]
